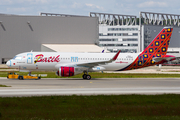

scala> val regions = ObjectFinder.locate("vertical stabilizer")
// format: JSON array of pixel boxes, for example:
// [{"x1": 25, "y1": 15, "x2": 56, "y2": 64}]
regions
[
  {"x1": 142, "y1": 27, "x2": 173, "y2": 56},
  {"x1": 121, "y1": 27, "x2": 173, "y2": 71}
]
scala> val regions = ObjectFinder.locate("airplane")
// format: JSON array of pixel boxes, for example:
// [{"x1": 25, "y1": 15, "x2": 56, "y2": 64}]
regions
[{"x1": 6, "y1": 27, "x2": 175, "y2": 80}]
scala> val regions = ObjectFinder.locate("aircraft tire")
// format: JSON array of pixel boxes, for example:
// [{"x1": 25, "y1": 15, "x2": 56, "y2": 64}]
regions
[
  {"x1": 19, "y1": 76, "x2": 23, "y2": 80},
  {"x1": 82, "y1": 74, "x2": 87, "y2": 79},
  {"x1": 86, "y1": 75, "x2": 91, "y2": 80}
]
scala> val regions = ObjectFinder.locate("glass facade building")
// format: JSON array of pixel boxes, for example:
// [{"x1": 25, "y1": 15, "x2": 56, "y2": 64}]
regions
[{"x1": 99, "y1": 25, "x2": 139, "y2": 53}]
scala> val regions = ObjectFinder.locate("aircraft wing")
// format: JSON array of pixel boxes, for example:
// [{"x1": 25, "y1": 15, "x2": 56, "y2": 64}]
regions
[{"x1": 76, "y1": 51, "x2": 120, "y2": 67}]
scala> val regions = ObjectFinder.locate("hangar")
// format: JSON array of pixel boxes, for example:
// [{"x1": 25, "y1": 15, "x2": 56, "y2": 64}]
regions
[
  {"x1": 41, "y1": 44, "x2": 105, "y2": 53},
  {"x1": 0, "y1": 13, "x2": 99, "y2": 64}
]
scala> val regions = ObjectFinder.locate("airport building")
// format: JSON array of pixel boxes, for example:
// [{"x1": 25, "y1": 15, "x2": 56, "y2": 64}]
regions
[
  {"x1": 90, "y1": 12, "x2": 139, "y2": 53},
  {"x1": 0, "y1": 13, "x2": 99, "y2": 64},
  {"x1": 90, "y1": 12, "x2": 180, "y2": 58}
]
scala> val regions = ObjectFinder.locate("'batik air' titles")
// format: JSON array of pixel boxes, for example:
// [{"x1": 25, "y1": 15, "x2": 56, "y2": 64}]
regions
[{"x1": 34, "y1": 54, "x2": 60, "y2": 63}]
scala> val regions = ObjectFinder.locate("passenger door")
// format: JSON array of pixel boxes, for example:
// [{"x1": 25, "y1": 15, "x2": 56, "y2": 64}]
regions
[{"x1": 27, "y1": 53, "x2": 33, "y2": 64}]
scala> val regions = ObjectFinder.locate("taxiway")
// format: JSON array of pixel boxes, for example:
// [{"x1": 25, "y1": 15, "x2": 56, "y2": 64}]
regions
[{"x1": 0, "y1": 77, "x2": 180, "y2": 97}]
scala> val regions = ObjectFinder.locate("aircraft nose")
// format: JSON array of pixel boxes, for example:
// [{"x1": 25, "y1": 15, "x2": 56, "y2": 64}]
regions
[{"x1": 6, "y1": 60, "x2": 11, "y2": 67}]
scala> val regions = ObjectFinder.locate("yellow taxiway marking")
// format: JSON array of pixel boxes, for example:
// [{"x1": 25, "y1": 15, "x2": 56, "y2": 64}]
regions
[{"x1": 90, "y1": 82, "x2": 93, "y2": 83}]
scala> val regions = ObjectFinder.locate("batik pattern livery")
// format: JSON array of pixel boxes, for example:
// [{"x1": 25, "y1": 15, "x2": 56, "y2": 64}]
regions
[{"x1": 120, "y1": 27, "x2": 173, "y2": 71}]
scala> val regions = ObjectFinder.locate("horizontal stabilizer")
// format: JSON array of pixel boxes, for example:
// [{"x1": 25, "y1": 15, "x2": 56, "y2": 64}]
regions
[{"x1": 153, "y1": 57, "x2": 175, "y2": 62}]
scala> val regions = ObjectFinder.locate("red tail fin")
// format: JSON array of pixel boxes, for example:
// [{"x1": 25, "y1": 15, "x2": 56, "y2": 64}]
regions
[
  {"x1": 142, "y1": 27, "x2": 173, "y2": 56},
  {"x1": 122, "y1": 27, "x2": 173, "y2": 71}
]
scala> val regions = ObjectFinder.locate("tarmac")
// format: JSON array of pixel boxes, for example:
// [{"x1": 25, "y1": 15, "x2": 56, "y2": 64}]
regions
[
  {"x1": 0, "y1": 78, "x2": 180, "y2": 97},
  {"x1": 1, "y1": 64, "x2": 180, "y2": 97}
]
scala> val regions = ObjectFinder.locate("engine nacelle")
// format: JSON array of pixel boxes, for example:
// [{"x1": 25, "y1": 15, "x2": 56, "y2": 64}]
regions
[{"x1": 56, "y1": 67, "x2": 75, "y2": 77}]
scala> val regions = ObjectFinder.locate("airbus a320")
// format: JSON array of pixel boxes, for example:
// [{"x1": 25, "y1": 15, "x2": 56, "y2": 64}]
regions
[{"x1": 6, "y1": 27, "x2": 175, "y2": 80}]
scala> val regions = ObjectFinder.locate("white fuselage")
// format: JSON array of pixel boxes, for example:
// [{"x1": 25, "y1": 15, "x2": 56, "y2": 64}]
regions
[{"x1": 6, "y1": 52, "x2": 139, "y2": 72}]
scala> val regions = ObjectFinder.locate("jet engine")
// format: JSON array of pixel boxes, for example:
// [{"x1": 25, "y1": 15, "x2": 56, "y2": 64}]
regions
[
  {"x1": 56, "y1": 66, "x2": 88, "y2": 77},
  {"x1": 56, "y1": 67, "x2": 75, "y2": 77}
]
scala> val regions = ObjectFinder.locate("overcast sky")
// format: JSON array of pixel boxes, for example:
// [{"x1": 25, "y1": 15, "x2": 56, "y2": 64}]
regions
[{"x1": 0, "y1": 0, "x2": 180, "y2": 16}]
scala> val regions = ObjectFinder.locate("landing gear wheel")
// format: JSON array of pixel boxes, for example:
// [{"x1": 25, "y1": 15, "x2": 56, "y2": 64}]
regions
[
  {"x1": 86, "y1": 75, "x2": 91, "y2": 80},
  {"x1": 82, "y1": 74, "x2": 87, "y2": 79},
  {"x1": 19, "y1": 76, "x2": 23, "y2": 80}
]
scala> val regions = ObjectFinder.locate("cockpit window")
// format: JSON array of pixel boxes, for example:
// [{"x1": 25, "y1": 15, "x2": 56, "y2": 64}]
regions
[{"x1": 13, "y1": 56, "x2": 22, "y2": 60}]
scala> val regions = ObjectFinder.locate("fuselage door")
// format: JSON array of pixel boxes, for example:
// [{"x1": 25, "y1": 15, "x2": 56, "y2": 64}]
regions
[{"x1": 27, "y1": 53, "x2": 33, "y2": 64}]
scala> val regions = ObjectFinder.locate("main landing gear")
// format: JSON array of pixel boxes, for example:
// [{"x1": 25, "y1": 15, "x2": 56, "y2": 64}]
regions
[{"x1": 82, "y1": 71, "x2": 91, "y2": 80}]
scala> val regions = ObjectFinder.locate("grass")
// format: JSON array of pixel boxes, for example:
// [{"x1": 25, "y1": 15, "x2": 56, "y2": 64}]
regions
[
  {"x1": 0, "y1": 84, "x2": 10, "y2": 87},
  {"x1": 2, "y1": 71, "x2": 180, "y2": 78},
  {"x1": 164, "y1": 70, "x2": 180, "y2": 72},
  {"x1": 0, "y1": 94, "x2": 180, "y2": 119}
]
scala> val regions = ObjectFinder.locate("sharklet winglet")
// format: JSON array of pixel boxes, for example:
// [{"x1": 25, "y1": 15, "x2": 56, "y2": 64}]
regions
[{"x1": 112, "y1": 50, "x2": 121, "y2": 60}]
